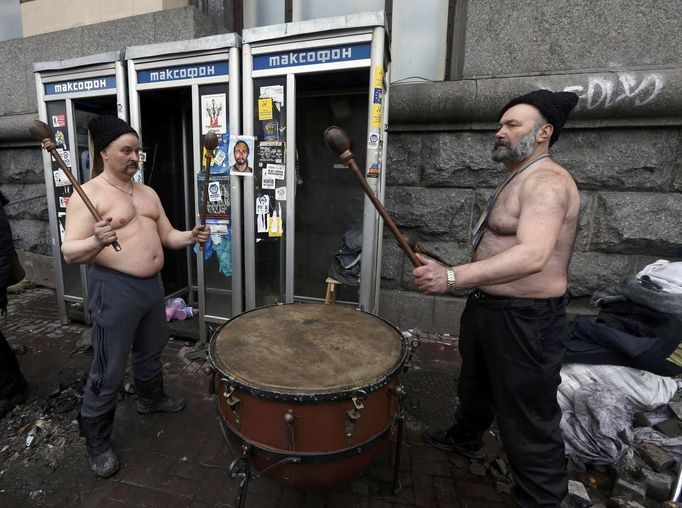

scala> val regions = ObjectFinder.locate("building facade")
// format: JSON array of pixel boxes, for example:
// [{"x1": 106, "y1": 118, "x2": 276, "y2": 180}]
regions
[{"x1": 1, "y1": 0, "x2": 680, "y2": 333}]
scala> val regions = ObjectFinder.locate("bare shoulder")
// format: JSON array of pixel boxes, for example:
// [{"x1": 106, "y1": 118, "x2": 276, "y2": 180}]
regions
[
  {"x1": 524, "y1": 159, "x2": 576, "y2": 192},
  {"x1": 518, "y1": 161, "x2": 578, "y2": 212},
  {"x1": 132, "y1": 182, "x2": 161, "y2": 201},
  {"x1": 66, "y1": 179, "x2": 98, "y2": 208},
  {"x1": 134, "y1": 181, "x2": 156, "y2": 194}
]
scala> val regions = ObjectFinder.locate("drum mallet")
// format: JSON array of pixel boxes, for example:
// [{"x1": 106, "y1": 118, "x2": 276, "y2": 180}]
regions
[
  {"x1": 199, "y1": 131, "x2": 220, "y2": 251},
  {"x1": 29, "y1": 120, "x2": 122, "y2": 252},
  {"x1": 324, "y1": 126, "x2": 423, "y2": 268}
]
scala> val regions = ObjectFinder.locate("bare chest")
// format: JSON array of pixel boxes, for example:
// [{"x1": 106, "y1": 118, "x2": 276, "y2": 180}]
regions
[
  {"x1": 486, "y1": 185, "x2": 521, "y2": 235},
  {"x1": 97, "y1": 191, "x2": 160, "y2": 230}
]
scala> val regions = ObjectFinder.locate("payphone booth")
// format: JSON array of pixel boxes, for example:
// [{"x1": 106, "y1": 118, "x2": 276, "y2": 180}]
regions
[
  {"x1": 125, "y1": 34, "x2": 241, "y2": 342},
  {"x1": 242, "y1": 12, "x2": 390, "y2": 313},
  {"x1": 34, "y1": 52, "x2": 128, "y2": 324}
]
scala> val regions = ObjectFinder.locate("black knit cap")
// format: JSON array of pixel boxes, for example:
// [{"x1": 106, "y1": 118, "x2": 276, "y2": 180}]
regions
[
  {"x1": 88, "y1": 115, "x2": 138, "y2": 153},
  {"x1": 497, "y1": 89, "x2": 579, "y2": 147}
]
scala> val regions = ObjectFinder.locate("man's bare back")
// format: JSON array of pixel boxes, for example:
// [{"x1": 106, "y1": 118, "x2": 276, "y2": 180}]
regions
[{"x1": 475, "y1": 159, "x2": 580, "y2": 298}]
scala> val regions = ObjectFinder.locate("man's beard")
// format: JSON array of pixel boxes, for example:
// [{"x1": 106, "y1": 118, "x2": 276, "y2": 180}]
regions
[{"x1": 491, "y1": 126, "x2": 539, "y2": 165}]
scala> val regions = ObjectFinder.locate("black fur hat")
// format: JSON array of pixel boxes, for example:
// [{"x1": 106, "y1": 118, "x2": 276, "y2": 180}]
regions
[
  {"x1": 497, "y1": 90, "x2": 579, "y2": 146},
  {"x1": 88, "y1": 115, "x2": 137, "y2": 153}
]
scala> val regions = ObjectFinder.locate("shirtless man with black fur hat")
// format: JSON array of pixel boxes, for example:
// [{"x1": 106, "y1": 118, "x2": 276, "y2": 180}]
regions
[
  {"x1": 413, "y1": 90, "x2": 580, "y2": 507},
  {"x1": 62, "y1": 115, "x2": 209, "y2": 478}
]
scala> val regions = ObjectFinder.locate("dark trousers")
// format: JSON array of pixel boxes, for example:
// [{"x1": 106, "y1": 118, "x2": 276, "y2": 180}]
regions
[
  {"x1": 0, "y1": 329, "x2": 25, "y2": 399},
  {"x1": 457, "y1": 290, "x2": 568, "y2": 507},
  {"x1": 81, "y1": 265, "x2": 169, "y2": 418}
]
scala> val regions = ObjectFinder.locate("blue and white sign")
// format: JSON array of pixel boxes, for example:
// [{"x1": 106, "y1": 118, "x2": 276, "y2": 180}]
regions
[
  {"x1": 137, "y1": 62, "x2": 229, "y2": 84},
  {"x1": 253, "y1": 43, "x2": 371, "y2": 71},
  {"x1": 45, "y1": 76, "x2": 117, "y2": 95}
]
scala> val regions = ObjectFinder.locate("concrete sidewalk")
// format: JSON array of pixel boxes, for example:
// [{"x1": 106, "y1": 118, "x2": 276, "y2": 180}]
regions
[{"x1": 0, "y1": 287, "x2": 608, "y2": 507}]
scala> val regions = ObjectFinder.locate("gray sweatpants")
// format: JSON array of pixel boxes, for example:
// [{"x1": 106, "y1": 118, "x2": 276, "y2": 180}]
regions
[{"x1": 81, "y1": 264, "x2": 168, "y2": 418}]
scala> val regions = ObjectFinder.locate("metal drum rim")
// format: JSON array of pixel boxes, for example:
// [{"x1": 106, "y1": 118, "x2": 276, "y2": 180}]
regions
[{"x1": 208, "y1": 303, "x2": 408, "y2": 402}]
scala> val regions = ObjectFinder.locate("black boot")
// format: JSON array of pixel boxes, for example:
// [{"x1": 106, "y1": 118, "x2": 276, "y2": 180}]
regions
[
  {"x1": 423, "y1": 424, "x2": 486, "y2": 459},
  {"x1": 78, "y1": 408, "x2": 119, "y2": 478},
  {"x1": 135, "y1": 372, "x2": 185, "y2": 414}
]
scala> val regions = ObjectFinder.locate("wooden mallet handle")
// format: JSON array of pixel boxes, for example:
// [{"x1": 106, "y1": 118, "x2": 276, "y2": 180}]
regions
[
  {"x1": 29, "y1": 120, "x2": 121, "y2": 252},
  {"x1": 200, "y1": 132, "x2": 220, "y2": 225},
  {"x1": 199, "y1": 132, "x2": 219, "y2": 251},
  {"x1": 324, "y1": 126, "x2": 423, "y2": 268}
]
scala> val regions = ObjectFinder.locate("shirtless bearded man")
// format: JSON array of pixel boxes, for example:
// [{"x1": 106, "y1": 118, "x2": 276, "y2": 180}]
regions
[
  {"x1": 62, "y1": 116, "x2": 209, "y2": 478},
  {"x1": 413, "y1": 90, "x2": 580, "y2": 507}
]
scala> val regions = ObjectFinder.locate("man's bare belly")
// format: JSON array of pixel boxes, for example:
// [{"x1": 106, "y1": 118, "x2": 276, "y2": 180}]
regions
[
  {"x1": 93, "y1": 217, "x2": 165, "y2": 277},
  {"x1": 475, "y1": 232, "x2": 570, "y2": 298}
]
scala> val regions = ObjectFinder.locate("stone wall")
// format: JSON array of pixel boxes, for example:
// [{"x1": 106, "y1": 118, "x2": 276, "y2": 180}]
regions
[{"x1": 377, "y1": 0, "x2": 682, "y2": 333}]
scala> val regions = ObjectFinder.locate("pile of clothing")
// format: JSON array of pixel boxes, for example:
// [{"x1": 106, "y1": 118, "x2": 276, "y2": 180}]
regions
[
  {"x1": 566, "y1": 260, "x2": 682, "y2": 376},
  {"x1": 559, "y1": 260, "x2": 682, "y2": 467},
  {"x1": 328, "y1": 223, "x2": 362, "y2": 286}
]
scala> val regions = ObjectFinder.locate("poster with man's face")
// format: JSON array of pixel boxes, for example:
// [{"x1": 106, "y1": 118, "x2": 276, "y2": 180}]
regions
[{"x1": 229, "y1": 135, "x2": 255, "y2": 176}]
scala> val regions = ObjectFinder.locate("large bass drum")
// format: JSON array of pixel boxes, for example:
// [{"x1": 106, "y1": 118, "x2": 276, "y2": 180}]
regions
[{"x1": 209, "y1": 303, "x2": 407, "y2": 488}]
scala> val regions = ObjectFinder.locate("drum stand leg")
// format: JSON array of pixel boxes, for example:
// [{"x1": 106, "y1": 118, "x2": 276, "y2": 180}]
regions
[
  {"x1": 229, "y1": 443, "x2": 252, "y2": 508},
  {"x1": 392, "y1": 413, "x2": 404, "y2": 495}
]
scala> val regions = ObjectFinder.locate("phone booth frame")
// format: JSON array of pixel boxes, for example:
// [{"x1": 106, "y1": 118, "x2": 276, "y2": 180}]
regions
[
  {"x1": 125, "y1": 34, "x2": 242, "y2": 343},
  {"x1": 33, "y1": 51, "x2": 128, "y2": 325},
  {"x1": 241, "y1": 11, "x2": 390, "y2": 313}
]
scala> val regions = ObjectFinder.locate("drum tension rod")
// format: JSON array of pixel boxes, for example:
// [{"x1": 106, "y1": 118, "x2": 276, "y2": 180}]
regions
[
  {"x1": 222, "y1": 380, "x2": 241, "y2": 428},
  {"x1": 284, "y1": 409, "x2": 297, "y2": 451}
]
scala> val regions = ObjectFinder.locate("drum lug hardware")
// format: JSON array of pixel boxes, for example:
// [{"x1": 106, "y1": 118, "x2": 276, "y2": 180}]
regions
[
  {"x1": 284, "y1": 409, "x2": 297, "y2": 451},
  {"x1": 391, "y1": 384, "x2": 406, "y2": 404},
  {"x1": 352, "y1": 390, "x2": 367, "y2": 410},
  {"x1": 403, "y1": 338, "x2": 421, "y2": 372},
  {"x1": 222, "y1": 382, "x2": 241, "y2": 428},
  {"x1": 345, "y1": 391, "x2": 367, "y2": 444},
  {"x1": 345, "y1": 408, "x2": 361, "y2": 445}
]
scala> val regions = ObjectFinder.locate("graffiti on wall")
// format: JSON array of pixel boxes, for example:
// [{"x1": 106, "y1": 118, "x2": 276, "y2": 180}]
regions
[{"x1": 558, "y1": 73, "x2": 664, "y2": 111}]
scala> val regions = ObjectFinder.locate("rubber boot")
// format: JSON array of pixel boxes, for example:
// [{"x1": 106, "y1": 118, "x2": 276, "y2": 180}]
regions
[
  {"x1": 135, "y1": 372, "x2": 185, "y2": 414},
  {"x1": 78, "y1": 408, "x2": 119, "y2": 478}
]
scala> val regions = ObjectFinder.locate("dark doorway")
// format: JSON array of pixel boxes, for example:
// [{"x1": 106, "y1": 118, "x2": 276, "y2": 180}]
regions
[
  {"x1": 139, "y1": 88, "x2": 194, "y2": 298},
  {"x1": 294, "y1": 69, "x2": 369, "y2": 303}
]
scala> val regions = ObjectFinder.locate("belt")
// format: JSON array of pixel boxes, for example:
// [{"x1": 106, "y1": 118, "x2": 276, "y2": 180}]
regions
[{"x1": 470, "y1": 288, "x2": 567, "y2": 309}]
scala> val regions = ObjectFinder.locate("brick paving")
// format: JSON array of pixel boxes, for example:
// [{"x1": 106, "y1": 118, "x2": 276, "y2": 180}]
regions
[{"x1": 0, "y1": 287, "x2": 523, "y2": 507}]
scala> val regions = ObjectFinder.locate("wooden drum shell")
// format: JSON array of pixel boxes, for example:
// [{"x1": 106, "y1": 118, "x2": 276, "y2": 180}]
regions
[{"x1": 209, "y1": 303, "x2": 406, "y2": 488}]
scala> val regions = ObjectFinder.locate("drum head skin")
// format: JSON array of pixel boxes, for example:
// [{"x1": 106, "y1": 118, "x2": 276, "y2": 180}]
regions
[{"x1": 211, "y1": 304, "x2": 404, "y2": 395}]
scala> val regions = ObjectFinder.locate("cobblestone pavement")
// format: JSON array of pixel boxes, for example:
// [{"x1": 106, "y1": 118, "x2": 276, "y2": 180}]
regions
[{"x1": 0, "y1": 287, "x2": 609, "y2": 507}]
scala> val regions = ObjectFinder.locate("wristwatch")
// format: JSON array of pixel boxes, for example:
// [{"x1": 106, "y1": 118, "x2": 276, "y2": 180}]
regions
[{"x1": 446, "y1": 268, "x2": 457, "y2": 294}]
